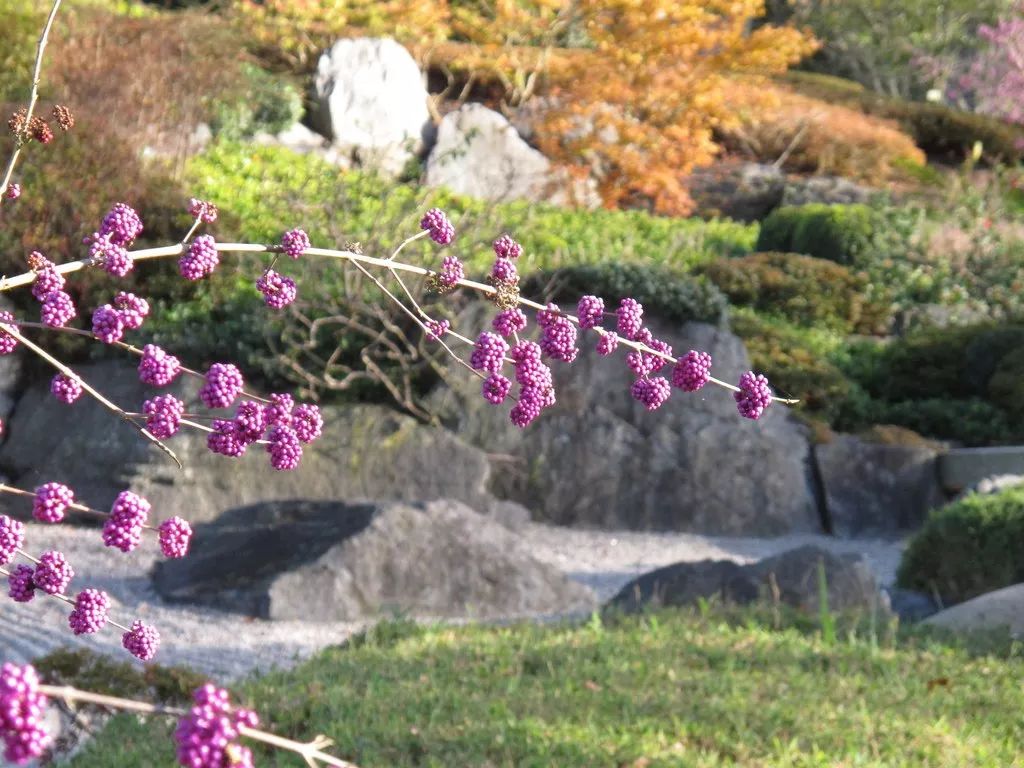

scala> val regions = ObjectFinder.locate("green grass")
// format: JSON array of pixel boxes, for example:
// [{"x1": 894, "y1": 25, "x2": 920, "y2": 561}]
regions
[{"x1": 68, "y1": 610, "x2": 1024, "y2": 767}]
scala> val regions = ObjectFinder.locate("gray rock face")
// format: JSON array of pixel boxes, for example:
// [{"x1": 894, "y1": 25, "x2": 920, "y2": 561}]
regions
[
  {"x1": 607, "y1": 545, "x2": 885, "y2": 615},
  {"x1": 425, "y1": 104, "x2": 597, "y2": 206},
  {"x1": 310, "y1": 38, "x2": 430, "y2": 176},
  {"x1": 432, "y1": 306, "x2": 819, "y2": 534},
  {"x1": 153, "y1": 498, "x2": 595, "y2": 621},
  {"x1": 923, "y1": 583, "x2": 1024, "y2": 637},
  {"x1": 687, "y1": 162, "x2": 786, "y2": 222},
  {"x1": 0, "y1": 362, "x2": 498, "y2": 525},
  {"x1": 815, "y1": 434, "x2": 945, "y2": 537},
  {"x1": 781, "y1": 176, "x2": 871, "y2": 207}
]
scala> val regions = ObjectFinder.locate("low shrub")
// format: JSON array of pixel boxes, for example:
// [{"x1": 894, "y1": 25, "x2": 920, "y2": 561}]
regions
[
  {"x1": 897, "y1": 487, "x2": 1024, "y2": 605},
  {"x1": 782, "y1": 71, "x2": 1024, "y2": 164},
  {"x1": 209, "y1": 63, "x2": 303, "y2": 140},
  {"x1": 720, "y1": 80, "x2": 927, "y2": 183},
  {"x1": 700, "y1": 252, "x2": 890, "y2": 334},
  {"x1": 526, "y1": 262, "x2": 729, "y2": 327},
  {"x1": 755, "y1": 204, "x2": 876, "y2": 266}
]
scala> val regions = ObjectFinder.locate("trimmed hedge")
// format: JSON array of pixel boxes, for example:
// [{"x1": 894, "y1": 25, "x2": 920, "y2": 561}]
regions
[
  {"x1": 524, "y1": 262, "x2": 729, "y2": 327},
  {"x1": 782, "y1": 71, "x2": 1024, "y2": 164},
  {"x1": 755, "y1": 204, "x2": 875, "y2": 266},
  {"x1": 700, "y1": 252, "x2": 890, "y2": 334},
  {"x1": 897, "y1": 488, "x2": 1024, "y2": 605}
]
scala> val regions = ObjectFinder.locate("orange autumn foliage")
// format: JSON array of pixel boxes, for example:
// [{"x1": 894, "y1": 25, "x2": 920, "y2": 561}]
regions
[{"x1": 718, "y1": 79, "x2": 927, "y2": 183}]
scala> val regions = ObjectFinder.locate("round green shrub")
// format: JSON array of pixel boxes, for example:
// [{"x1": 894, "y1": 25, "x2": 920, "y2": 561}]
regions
[
  {"x1": 987, "y1": 346, "x2": 1024, "y2": 419},
  {"x1": 210, "y1": 63, "x2": 302, "y2": 140},
  {"x1": 755, "y1": 204, "x2": 876, "y2": 266},
  {"x1": 525, "y1": 262, "x2": 729, "y2": 327},
  {"x1": 700, "y1": 252, "x2": 890, "y2": 333},
  {"x1": 897, "y1": 487, "x2": 1024, "y2": 605}
]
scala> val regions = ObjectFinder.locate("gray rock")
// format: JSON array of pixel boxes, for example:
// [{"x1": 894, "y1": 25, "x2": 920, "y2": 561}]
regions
[
  {"x1": 0, "y1": 362, "x2": 499, "y2": 525},
  {"x1": 815, "y1": 433, "x2": 946, "y2": 537},
  {"x1": 607, "y1": 545, "x2": 885, "y2": 615},
  {"x1": 970, "y1": 474, "x2": 1024, "y2": 496},
  {"x1": 432, "y1": 305, "x2": 819, "y2": 534},
  {"x1": 310, "y1": 38, "x2": 430, "y2": 177},
  {"x1": 425, "y1": 103, "x2": 598, "y2": 207},
  {"x1": 923, "y1": 583, "x2": 1024, "y2": 637},
  {"x1": 781, "y1": 175, "x2": 871, "y2": 207},
  {"x1": 152, "y1": 498, "x2": 595, "y2": 621},
  {"x1": 687, "y1": 162, "x2": 786, "y2": 222},
  {"x1": 885, "y1": 587, "x2": 939, "y2": 623}
]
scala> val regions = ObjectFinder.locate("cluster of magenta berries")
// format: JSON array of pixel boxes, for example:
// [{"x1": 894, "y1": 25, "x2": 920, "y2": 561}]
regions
[
  {"x1": 82, "y1": 202, "x2": 143, "y2": 278},
  {"x1": 174, "y1": 683, "x2": 259, "y2": 768},
  {"x1": 416, "y1": 213, "x2": 775, "y2": 422},
  {"x1": 1, "y1": 663, "x2": 50, "y2": 764},
  {"x1": 92, "y1": 291, "x2": 150, "y2": 344}
]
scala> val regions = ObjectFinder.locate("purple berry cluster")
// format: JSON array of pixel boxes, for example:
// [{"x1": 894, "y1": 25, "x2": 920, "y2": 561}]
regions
[
  {"x1": 0, "y1": 311, "x2": 17, "y2": 356},
  {"x1": 292, "y1": 404, "x2": 323, "y2": 443},
  {"x1": 491, "y1": 257, "x2": 518, "y2": 285},
  {"x1": 537, "y1": 305, "x2": 578, "y2": 363},
  {"x1": 630, "y1": 376, "x2": 672, "y2": 411},
  {"x1": 30, "y1": 258, "x2": 65, "y2": 301},
  {"x1": 50, "y1": 373, "x2": 82, "y2": 404},
  {"x1": 596, "y1": 331, "x2": 619, "y2": 356},
  {"x1": 576, "y1": 295, "x2": 604, "y2": 329},
  {"x1": 425, "y1": 318, "x2": 449, "y2": 341},
  {"x1": 256, "y1": 269, "x2": 297, "y2": 309},
  {"x1": 113, "y1": 292, "x2": 149, "y2": 330},
  {"x1": 673, "y1": 350, "x2": 711, "y2": 392},
  {"x1": 509, "y1": 340, "x2": 556, "y2": 428},
  {"x1": 179, "y1": 235, "x2": 219, "y2": 281},
  {"x1": 87, "y1": 232, "x2": 132, "y2": 278},
  {"x1": 40, "y1": 290, "x2": 75, "y2": 328},
  {"x1": 32, "y1": 550, "x2": 73, "y2": 595},
  {"x1": 4, "y1": 183, "x2": 20, "y2": 201},
  {"x1": 420, "y1": 208, "x2": 454, "y2": 245},
  {"x1": 280, "y1": 228, "x2": 310, "y2": 259},
  {"x1": 437, "y1": 254, "x2": 464, "y2": 289},
  {"x1": 122, "y1": 620, "x2": 160, "y2": 661},
  {"x1": 199, "y1": 363, "x2": 244, "y2": 409},
  {"x1": 482, "y1": 373, "x2": 512, "y2": 405},
  {"x1": 267, "y1": 425, "x2": 302, "y2": 470},
  {"x1": 208, "y1": 419, "x2": 247, "y2": 458},
  {"x1": 616, "y1": 298, "x2": 643, "y2": 340},
  {"x1": 68, "y1": 588, "x2": 110, "y2": 635},
  {"x1": 91, "y1": 304, "x2": 125, "y2": 344},
  {"x1": 735, "y1": 371, "x2": 773, "y2": 420},
  {"x1": 0, "y1": 663, "x2": 51, "y2": 764},
  {"x1": 470, "y1": 332, "x2": 508, "y2": 374},
  {"x1": 144, "y1": 394, "x2": 184, "y2": 439},
  {"x1": 139, "y1": 344, "x2": 181, "y2": 386},
  {"x1": 7, "y1": 565, "x2": 34, "y2": 603},
  {"x1": 188, "y1": 198, "x2": 218, "y2": 223},
  {"x1": 0, "y1": 515, "x2": 25, "y2": 565},
  {"x1": 493, "y1": 234, "x2": 523, "y2": 260},
  {"x1": 32, "y1": 482, "x2": 74, "y2": 524},
  {"x1": 102, "y1": 491, "x2": 150, "y2": 553},
  {"x1": 158, "y1": 517, "x2": 193, "y2": 559},
  {"x1": 492, "y1": 308, "x2": 527, "y2": 337},
  {"x1": 174, "y1": 683, "x2": 259, "y2": 768},
  {"x1": 100, "y1": 202, "x2": 143, "y2": 246}
]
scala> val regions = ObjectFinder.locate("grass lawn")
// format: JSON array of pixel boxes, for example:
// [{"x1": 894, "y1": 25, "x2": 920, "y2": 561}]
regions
[{"x1": 66, "y1": 609, "x2": 1024, "y2": 767}]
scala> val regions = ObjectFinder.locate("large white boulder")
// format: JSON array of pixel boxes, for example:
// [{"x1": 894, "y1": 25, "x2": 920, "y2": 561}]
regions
[
  {"x1": 425, "y1": 103, "x2": 598, "y2": 206},
  {"x1": 310, "y1": 38, "x2": 430, "y2": 176}
]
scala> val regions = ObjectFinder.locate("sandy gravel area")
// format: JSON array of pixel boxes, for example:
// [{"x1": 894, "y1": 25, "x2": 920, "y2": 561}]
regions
[{"x1": 1, "y1": 520, "x2": 906, "y2": 682}]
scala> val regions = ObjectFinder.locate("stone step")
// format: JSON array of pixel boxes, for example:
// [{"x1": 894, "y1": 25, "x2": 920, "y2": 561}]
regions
[{"x1": 938, "y1": 446, "x2": 1024, "y2": 493}]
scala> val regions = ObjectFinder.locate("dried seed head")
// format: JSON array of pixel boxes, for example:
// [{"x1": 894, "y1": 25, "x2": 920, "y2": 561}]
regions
[
  {"x1": 51, "y1": 104, "x2": 74, "y2": 131},
  {"x1": 28, "y1": 117, "x2": 53, "y2": 144},
  {"x1": 7, "y1": 108, "x2": 26, "y2": 136}
]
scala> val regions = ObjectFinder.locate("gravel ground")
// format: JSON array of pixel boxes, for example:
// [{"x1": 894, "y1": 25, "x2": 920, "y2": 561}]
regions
[{"x1": 1, "y1": 521, "x2": 907, "y2": 682}]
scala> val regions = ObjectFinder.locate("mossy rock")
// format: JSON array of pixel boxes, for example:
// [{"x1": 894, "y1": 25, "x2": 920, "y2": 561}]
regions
[{"x1": 756, "y1": 204, "x2": 875, "y2": 266}]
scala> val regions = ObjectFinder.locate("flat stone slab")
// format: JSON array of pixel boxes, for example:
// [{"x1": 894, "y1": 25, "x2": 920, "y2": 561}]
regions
[{"x1": 924, "y1": 583, "x2": 1024, "y2": 637}]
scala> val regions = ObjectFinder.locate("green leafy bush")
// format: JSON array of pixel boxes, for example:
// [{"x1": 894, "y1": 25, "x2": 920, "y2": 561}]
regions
[
  {"x1": 209, "y1": 63, "x2": 303, "y2": 140},
  {"x1": 755, "y1": 204, "x2": 875, "y2": 266},
  {"x1": 526, "y1": 263, "x2": 729, "y2": 327},
  {"x1": 700, "y1": 252, "x2": 890, "y2": 334},
  {"x1": 897, "y1": 488, "x2": 1024, "y2": 605}
]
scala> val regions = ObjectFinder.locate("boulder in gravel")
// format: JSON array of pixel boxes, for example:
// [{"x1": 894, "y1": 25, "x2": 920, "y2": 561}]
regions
[
  {"x1": 687, "y1": 162, "x2": 786, "y2": 222},
  {"x1": 781, "y1": 175, "x2": 871, "y2": 207},
  {"x1": 0, "y1": 362, "x2": 503, "y2": 526},
  {"x1": 606, "y1": 545, "x2": 885, "y2": 615},
  {"x1": 923, "y1": 583, "x2": 1024, "y2": 637},
  {"x1": 815, "y1": 432, "x2": 946, "y2": 537},
  {"x1": 432, "y1": 305, "x2": 820, "y2": 534},
  {"x1": 425, "y1": 103, "x2": 597, "y2": 206},
  {"x1": 310, "y1": 38, "x2": 431, "y2": 176},
  {"x1": 153, "y1": 498, "x2": 595, "y2": 621}
]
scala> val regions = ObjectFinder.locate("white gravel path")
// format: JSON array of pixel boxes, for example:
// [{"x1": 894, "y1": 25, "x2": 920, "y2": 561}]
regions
[{"x1": 1, "y1": 521, "x2": 907, "y2": 683}]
